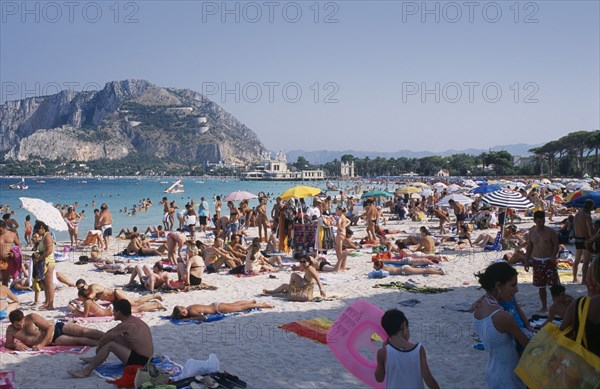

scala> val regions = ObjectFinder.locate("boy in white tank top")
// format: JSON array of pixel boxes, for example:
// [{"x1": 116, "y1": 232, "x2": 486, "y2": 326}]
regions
[{"x1": 375, "y1": 309, "x2": 440, "y2": 389}]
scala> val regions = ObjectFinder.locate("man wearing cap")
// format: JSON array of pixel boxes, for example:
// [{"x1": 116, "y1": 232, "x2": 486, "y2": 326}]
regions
[{"x1": 305, "y1": 198, "x2": 322, "y2": 221}]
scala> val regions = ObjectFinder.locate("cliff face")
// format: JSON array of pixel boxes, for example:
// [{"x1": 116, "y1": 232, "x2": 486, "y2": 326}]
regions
[{"x1": 0, "y1": 80, "x2": 267, "y2": 164}]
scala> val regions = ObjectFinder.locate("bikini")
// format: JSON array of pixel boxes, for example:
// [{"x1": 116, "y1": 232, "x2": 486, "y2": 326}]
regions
[{"x1": 189, "y1": 264, "x2": 203, "y2": 285}]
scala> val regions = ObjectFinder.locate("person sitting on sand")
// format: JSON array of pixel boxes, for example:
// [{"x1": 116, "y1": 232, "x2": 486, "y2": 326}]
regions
[
  {"x1": 68, "y1": 300, "x2": 154, "y2": 378},
  {"x1": 6, "y1": 310, "x2": 103, "y2": 351},
  {"x1": 341, "y1": 228, "x2": 361, "y2": 250},
  {"x1": 0, "y1": 284, "x2": 19, "y2": 319},
  {"x1": 393, "y1": 241, "x2": 445, "y2": 263},
  {"x1": 126, "y1": 262, "x2": 170, "y2": 293},
  {"x1": 450, "y1": 225, "x2": 472, "y2": 250},
  {"x1": 414, "y1": 227, "x2": 436, "y2": 254},
  {"x1": 180, "y1": 243, "x2": 205, "y2": 286},
  {"x1": 473, "y1": 232, "x2": 497, "y2": 247},
  {"x1": 76, "y1": 279, "x2": 163, "y2": 306},
  {"x1": 245, "y1": 238, "x2": 282, "y2": 275},
  {"x1": 145, "y1": 225, "x2": 166, "y2": 238},
  {"x1": 117, "y1": 226, "x2": 139, "y2": 239},
  {"x1": 263, "y1": 254, "x2": 325, "y2": 297},
  {"x1": 225, "y1": 234, "x2": 247, "y2": 262},
  {"x1": 68, "y1": 288, "x2": 165, "y2": 317},
  {"x1": 203, "y1": 238, "x2": 242, "y2": 273},
  {"x1": 540, "y1": 285, "x2": 573, "y2": 327},
  {"x1": 373, "y1": 260, "x2": 445, "y2": 276},
  {"x1": 123, "y1": 235, "x2": 162, "y2": 257},
  {"x1": 171, "y1": 300, "x2": 274, "y2": 321},
  {"x1": 264, "y1": 230, "x2": 279, "y2": 254}
]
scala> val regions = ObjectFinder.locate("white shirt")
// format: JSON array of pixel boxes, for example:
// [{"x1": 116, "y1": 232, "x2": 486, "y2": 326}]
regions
[
  {"x1": 385, "y1": 343, "x2": 424, "y2": 389},
  {"x1": 306, "y1": 206, "x2": 321, "y2": 220}
]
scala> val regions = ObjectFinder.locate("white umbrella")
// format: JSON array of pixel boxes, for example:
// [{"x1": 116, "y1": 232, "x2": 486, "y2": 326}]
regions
[
  {"x1": 433, "y1": 182, "x2": 447, "y2": 188},
  {"x1": 420, "y1": 189, "x2": 434, "y2": 197},
  {"x1": 462, "y1": 179, "x2": 478, "y2": 188},
  {"x1": 19, "y1": 197, "x2": 68, "y2": 231},
  {"x1": 224, "y1": 191, "x2": 258, "y2": 202},
  {"x1": 447, "y1": 184, "x2": 462, "y2": 192},
  {"x1": 436, "y1": 194, "x2": 473, "y2": 207}
]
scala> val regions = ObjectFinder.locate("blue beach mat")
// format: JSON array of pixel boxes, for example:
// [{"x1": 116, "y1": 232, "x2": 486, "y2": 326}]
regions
[
  {"x1": 161, "y1": 308, "x2": 260, "y2": 325},
  {"x1": 94, "y1": 355, "x2": 183, "y2": 381}
]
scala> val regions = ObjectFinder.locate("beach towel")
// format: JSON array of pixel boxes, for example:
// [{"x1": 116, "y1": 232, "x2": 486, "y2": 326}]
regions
[
  {"x1": 160, "y1": 308, "x2": 260, "y2": 325},
  {"x1": 94, "y1": 355, "x2": 183, "y2": 382},
  {"x1": 0, "y1": 371, "x2": 15, "y2": 389},
  {"x1": 7, "y1": 247, "x2": 22, "y2": 282},
  {"x1": 372, "y1": 282, "x2": 452, "y2": 294},
  {"x1": 279, "y1": 318, "x2": 333, "y2": 344},
  {"x1": 0, "y1": 338, "x2": 91, "y2": 355},
  {"x1": 9, "y1": 288, "x2": 32, "y2": 296},
  {"x1": 112, "y1": 254, "x2": 160, "y2": 262}
]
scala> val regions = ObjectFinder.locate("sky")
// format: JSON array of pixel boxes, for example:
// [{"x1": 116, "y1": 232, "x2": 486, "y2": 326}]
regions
[{"x1": 1, "y1": 0, "x2": 599, "y2": 153}]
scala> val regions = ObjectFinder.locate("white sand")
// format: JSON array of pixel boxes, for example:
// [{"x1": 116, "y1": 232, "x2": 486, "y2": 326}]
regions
[{"x1": 2, "y1": 218, "x2": 588, "y2": 389}]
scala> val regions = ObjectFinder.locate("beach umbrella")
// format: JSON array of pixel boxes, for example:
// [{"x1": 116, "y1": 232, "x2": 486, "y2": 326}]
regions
[
  {"x1": 462, "y1": 179, "x2": 478, "y2": 188},
  {"x1": 19, "y1": 197, "x2": 68, "y2": 231},
  {"x1": 410, "y1": 193, "x2": 421, "y2": 199},
  {"x1": 447, "y1": 184, "x2": 462, "y2": 192},
  {"x1": 482, "y1": 190, "x2": 533, "y2": 210},
  {"x1": 410, "y1": 182, "x2": 429, "y2": 188},
  {"x1": 280, "y1": 185, "x2": 321, "y2": 200},
  {"x1": 541, "y1": 178, "x2": 552, "y2": 184},
  {"x1": 224, "y1": 190, "x2": 258, "y2": 202},
  {"x1": 432, "y1": 182, "x2": 447, "y2": 188},
  {"x1": 482, "y1": 190, "x2": 533, "y2": 238},
  {"x1": 545, "y1": 194, "x2": 564, "y2": 203},
  {"x1": 396, "y1": 186, "x2": 420, "y2": 195},
  {"x1": 564, "y1": 190, "x2": 600, "y2": 208},
  {"x1": 470, "y1": 184, "x2": 502, "y2": 194},
  {"x1": 419, "y1": 188, "x2": 434, "y2": 197},
  {"x1": 361, "y1": 190, "x2": 393, "y2": 199},
  {"x1": 436, "y1": 194, "x2": 473, "y2": 207}
]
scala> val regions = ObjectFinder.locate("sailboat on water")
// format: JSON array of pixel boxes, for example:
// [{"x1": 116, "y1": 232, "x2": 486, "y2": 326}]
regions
[
  {"x1": 164, "y1": 179, "x2": 185, "y2": 194},
  {"x1": 8, "y1": 178, "x2": 28, "y2": 190}
]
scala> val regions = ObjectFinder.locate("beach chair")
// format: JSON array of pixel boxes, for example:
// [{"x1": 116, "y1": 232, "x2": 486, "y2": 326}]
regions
[{"x1": 484, "y1": 232, "x2": 502, "y2": 252}]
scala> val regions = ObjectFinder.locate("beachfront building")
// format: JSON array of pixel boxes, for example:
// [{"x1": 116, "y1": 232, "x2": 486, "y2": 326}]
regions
[
  {"x1": 341, "y1": 161, "x2": 355, "y2": 178},
  {"x1": 242, "y1": 152, "x2": 325, "y2": 181},
  {"x1": 435, "y1": 169, "x2": 450, "y2": 177}
]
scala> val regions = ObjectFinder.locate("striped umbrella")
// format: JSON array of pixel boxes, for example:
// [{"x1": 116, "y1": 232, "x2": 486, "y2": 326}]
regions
[{"x1": 482, "y1": 190, "x2": 533, "y2": 210}]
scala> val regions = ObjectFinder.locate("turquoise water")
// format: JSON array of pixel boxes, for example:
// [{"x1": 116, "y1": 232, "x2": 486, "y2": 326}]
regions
[{"x1": 0, "y1": 177, "x2": 343, "y2": 241}]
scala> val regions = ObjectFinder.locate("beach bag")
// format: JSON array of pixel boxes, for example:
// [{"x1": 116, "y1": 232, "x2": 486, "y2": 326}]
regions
[
  {"x1": 134, "y1": 357, "x2": 170, "y2": 389},
  {"x1": 514, "y1": 297, "x2": 600, "y2": 388}
]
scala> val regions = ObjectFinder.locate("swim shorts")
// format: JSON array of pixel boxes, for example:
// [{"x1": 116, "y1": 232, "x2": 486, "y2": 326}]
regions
[{"x1": 532, "y1": 258, "x2": 559, "y2": 288}]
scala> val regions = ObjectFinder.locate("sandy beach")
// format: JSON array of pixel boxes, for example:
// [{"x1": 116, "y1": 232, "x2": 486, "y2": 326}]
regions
[{"x1": 1, "y1": 216, "x2": 588, "y2": 389}]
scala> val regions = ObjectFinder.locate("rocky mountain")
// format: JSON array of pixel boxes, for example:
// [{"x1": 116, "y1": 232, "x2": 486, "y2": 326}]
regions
[
  {"x1": 286, "y1": 143, "x2": 542, "y2": 165},
  {"x1": 0, "y1": 80, "x2": 267, "y2": 164}
]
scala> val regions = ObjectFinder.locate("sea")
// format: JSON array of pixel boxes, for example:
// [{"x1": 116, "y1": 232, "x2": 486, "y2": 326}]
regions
[{"x1": 0, "y1": 177, "x2": 382, "y2": 242}]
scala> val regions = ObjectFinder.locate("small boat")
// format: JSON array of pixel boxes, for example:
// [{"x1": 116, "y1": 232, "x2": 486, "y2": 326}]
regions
[
  {"x1": 164, "y1": 179, "x2": 185, "y2": 194},
  {"x1": 36, "y1": 180, "x2": 46, "y2": 184},
  {"x1": 196, "y1": 180, "x2": 205, "y2": 184},
  {"x1": 8, "y1": 178, "x2": 28, "y2": 190},
  {"x1": 160, "y1": 181, "x2": 169, "y2": 184}
]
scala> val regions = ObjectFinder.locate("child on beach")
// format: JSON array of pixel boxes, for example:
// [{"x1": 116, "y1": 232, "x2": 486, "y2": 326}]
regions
[
  {"x1": 541, "y1": 284, "x2": 573, "y2": 327},
  {"x1": 375, "y1": 309, "x2": 440, "y2": 389}
]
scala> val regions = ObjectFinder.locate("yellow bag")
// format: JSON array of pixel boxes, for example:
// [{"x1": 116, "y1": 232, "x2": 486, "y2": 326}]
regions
[{"x1": 514, "y1": 297, "x2": 600, "y2": 388}]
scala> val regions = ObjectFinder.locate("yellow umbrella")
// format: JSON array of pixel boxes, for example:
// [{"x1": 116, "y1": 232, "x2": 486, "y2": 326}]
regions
[
  {"x1": 410, "y1": 182, "x2": 429, "y2": 188},
  {"x1": 280, "y1": 185, "x2": 322, "y2": 200},
  {"x1": 396, "y1": 186, "x2": 421, "y2": 194}
]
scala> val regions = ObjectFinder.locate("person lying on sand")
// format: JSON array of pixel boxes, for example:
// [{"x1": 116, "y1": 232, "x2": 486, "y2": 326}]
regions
[
  {"x1": 373, "y1": 260, "x2": 445, "y2": 276},
  {"x1": 76, "y1": 279, "x2": 163, "y2": 306},
  {"x1": 68, "y1": 288, "x2": 165, "y2": 317},
  {"x1": 6, "y1": 310, "x2": 103, "y2": 351},
  {"x1": 263, "y1": 254, "x2": 326, "y2": 297},
  {"x1": 126, "y1": 262, "x2": 170, "y2": 293},
  {"x1": 68, "y1": 300, "x2": 153, "y2": 378},
  {"x1": 171, "y1": 300, "x2": 273, "y2": 321}
]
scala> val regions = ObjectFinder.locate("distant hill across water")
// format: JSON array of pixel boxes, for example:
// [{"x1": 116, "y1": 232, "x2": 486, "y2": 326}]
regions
[{"x1": 285, "y1": 143, "x2": 541, "y2": 165}]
